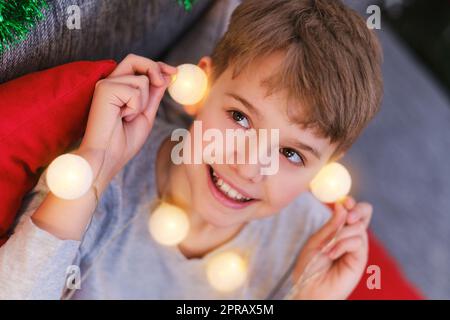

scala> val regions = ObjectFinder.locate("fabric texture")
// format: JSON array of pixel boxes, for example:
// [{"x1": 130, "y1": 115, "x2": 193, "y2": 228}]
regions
[
  {"x1": 0, "y1": 0, "x2": 429, "y2": 300},
  {"x1": 0, "y1": 107, "x2": 423, "y2": 299},
  {"x1": 341, "y1": 0, "x2": 450, "y2": 299},
  {"x1": 0, "y1": 0, "x2": 214, "y2": 84},
  {"x1": 348, "y1": 232, "x2": 422, "y2": 299},
  {"x1": 0, "y1": 115, "x2": 331, "y2": 299},
  {"x1": 0, "y1": 60, "x2": 116, "y2": 245}
]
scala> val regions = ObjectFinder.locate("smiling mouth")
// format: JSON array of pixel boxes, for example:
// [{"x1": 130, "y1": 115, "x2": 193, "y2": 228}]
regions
[{"x1": 208, "y1": 165, "x2": 254, "y2": 203}]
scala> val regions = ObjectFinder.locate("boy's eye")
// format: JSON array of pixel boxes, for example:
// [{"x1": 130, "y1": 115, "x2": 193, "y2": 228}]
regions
[
  {"x1": 280, "y1": 148, "x2": 305, "y2": 166},
  {"x1": 228, "y1": 110, "x2": 250, "y2": 129}
]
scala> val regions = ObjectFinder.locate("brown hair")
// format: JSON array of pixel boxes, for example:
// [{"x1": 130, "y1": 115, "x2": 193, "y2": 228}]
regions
[{"x1": 210, "y1": 0, "x2": 383, "y2": 159}]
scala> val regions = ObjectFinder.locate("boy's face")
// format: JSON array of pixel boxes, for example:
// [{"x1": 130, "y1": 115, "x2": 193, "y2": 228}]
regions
[{"x1": 179, "y1": 52, "x2": 338, "y2": 228}]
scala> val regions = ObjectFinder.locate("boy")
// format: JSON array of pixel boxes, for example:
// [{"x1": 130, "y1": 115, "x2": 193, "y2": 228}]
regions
[{"x1": 0, "y1": 0, "x2": 381, "y2": 299}]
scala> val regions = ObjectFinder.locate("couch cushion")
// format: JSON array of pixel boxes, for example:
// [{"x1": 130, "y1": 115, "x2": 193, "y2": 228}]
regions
[{"x1": 0, "y1": 0, "x2": 214, "y2": 84}]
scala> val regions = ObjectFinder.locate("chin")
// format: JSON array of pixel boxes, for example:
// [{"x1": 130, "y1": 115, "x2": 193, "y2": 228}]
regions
[
  {"x1": 193, "y1": 190, "x2": 250, "y2": 229},
  {"x1": 197, "y1": 204, "x2": 241, "y2": 228}
]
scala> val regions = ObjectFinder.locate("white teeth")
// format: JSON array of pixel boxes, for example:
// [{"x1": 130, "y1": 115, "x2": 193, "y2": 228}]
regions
[
  {"x1": 221, "y1": 183, "x2": 231, "y2": 193},
  {"x1": 228, "y1": 189, "x2": 238, "y2": 199},
  {"x1": 210, "y1": 168, "x2": 251, "y2": 202}
]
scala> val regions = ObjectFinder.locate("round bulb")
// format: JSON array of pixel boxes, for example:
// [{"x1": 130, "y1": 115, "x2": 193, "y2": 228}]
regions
[
  {"x1": 46, "y1": 154, "x2": 93, "y2": 200},
  {"x1": 168, "y1": 64, "x2": 208, "y2": 105},
  {"x1": 310, "y1": 162, "x2": 352, "y2": 203},
  {"x1": 206, "y1": 251, "x2": 248, "y2": 293},
  {"x1": 148, "y1": 202, "x2": 190, "y2": 246}
]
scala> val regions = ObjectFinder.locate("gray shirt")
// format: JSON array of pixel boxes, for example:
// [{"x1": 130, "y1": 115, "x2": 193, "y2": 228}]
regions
[{"x1": 0, "y1": 115, "x2": 330, "y2": 300}]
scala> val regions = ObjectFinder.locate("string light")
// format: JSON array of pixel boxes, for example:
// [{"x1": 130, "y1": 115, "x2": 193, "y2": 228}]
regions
[
  {"x1": 168, "y1": 64, "x2": 208, "y2": 106},
  {"x1": 148, "y1": 202, "x2": 249, "y2": 293},
  {"x1": 45, "y1": 64, "x2": 355, "y2": 297},
  {"x1": 206, "y1": 251, "x2": 248, "y2": 293},
  {"x1": 284, "y1": 163, "x2": 353, "y2": 299},
  {"x1": 310, "y1": 162, "x2": 352, "y2": 203},
  {"x1": 148, "y1": 202, "x2": 190, "y2": 246},
  {"x1": 46, "y1": 154, "x2": 93, "y2": 200},
  {"x1": 47, "y1": 63, "x2": 208, "y2": 201}
]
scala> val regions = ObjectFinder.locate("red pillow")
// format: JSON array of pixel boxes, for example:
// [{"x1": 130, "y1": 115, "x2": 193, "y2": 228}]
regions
[
  {"x1": 349, "y1": 231, "x2": 423, "y2": 299},
  {"x1": 0, "y1": 60, "x2": 116, "y2": 245}
]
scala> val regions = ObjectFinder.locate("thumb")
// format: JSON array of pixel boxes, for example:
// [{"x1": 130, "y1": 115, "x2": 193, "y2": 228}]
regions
[
  {"x1": 142, "y1": 75, "x2": 171, "y2": 124},
  {"x1": 309, "y1": 203, "x2": 347, "y2": 251}
]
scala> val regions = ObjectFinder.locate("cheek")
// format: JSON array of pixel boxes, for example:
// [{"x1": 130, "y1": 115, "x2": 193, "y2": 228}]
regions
[
  {"x1": 184, "y1": 163, "x2": 201, "y2": 191},
  {"x1": 194, "y1": 112, "x2": 231, "y2": 157},
  {"x1": 265, "y1": 170, "x2": 312, "y2": 208},
  {"x1": 196, "y1": 99, "x2": 223, "y2": 125},
  {"x1": 194, "y1": 104, "x2": 228, "y2": 132}
]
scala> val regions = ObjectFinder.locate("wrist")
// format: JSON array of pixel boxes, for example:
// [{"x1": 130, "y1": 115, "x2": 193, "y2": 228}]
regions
[{"x1": 71, "y1": 146, "x2": 112, "y2": 196}]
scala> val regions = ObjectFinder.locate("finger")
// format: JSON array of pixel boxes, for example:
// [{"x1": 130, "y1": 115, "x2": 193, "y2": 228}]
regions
[
  {"x1": 319, "y1": 202, "x2": 350, "y2": 252},
  {"x1": 333, "y1": 222, "x2": 365, "y2": 244},
  {"x1": 327, "y1": 235, "x2": 365, "y2": 260},
  {"x1": 110, "y1": 54, "x2": 165, "y2": 87},
  {"x1": 347, "y1": 202, "x2": 373, "y2": 227},
  {"x1": 114, "y1": 85, "x2": 142, "y2": 120},
  {"x1": 157, "y1": 61, "x2": 178, "y2": 75},
  {"x1": 107, "y1": 75, "x2": 150, "y2": 120},
  {"x1": 142, "y1": 75, "x2": 171, "y2": 125},
  {"x1": 83, "y1": 82, "x2": 140, "y2": 150},
  {"x1": 343, "y1": 196, "x2": 356, "y2": 211},
  {"x1": 309, "y1": 202, "x2": 347, "y2": 250},
  {"x1": 97, "y1": 81, "x2": 142, "y2": 119}
]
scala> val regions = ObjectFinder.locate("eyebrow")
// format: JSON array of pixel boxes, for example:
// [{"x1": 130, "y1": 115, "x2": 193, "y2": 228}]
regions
[
  {"x1": 226, "y1": 92, "x2": 322, "y2": 160},
  {"x1": 291, "y1": 140, "x2": 322, "y2": 160},
  {"x1": 226, "y1": 92, "x2": 263, "y2": 120}
]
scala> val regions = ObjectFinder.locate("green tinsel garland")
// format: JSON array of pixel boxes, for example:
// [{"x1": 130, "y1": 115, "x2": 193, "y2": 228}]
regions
[
  {"x1": 0, "y1": 0, "x2": 48, "y2": 54},
  {"x1": 177, "y1": 0, "x2": 197, "y2": 12},
  {"x1": 0, "y1": 0, "x2": 195, "y2": 54}
]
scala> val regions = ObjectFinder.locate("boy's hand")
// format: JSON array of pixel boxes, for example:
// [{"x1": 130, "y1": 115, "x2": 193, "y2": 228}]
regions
[
  {"x1": 77, "y1": 54, "x2": 177, "y2": 188},
  {"x1": 291, "y1": 197, "x2": 373, "y2": 300}
]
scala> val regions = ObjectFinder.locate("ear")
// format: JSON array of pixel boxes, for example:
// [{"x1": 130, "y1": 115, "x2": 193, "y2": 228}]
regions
[
  {"x1": 183, "y1": 56, "x2": 213, "y2": 116},
  {"x1": 198, "y1": 56, "x2": 213, "y2": 76}
]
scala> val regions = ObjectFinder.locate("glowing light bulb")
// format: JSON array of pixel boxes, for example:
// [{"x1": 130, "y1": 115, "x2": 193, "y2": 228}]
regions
[
  {"x1": 46, "y1": 154, "x2": 93, "y2": 200},
  {"x1": 206, "y1": 251, "x2": 248, "y2": 293},
  {"x1": 168, "y1": 64, "x2": 208, "y2": 106},
  {"x1": 148, "y1": 202, "x2": 190, "y2": 246},
  {"x1": 310, "y1": 162, "x2": 352, "y2": 203}
]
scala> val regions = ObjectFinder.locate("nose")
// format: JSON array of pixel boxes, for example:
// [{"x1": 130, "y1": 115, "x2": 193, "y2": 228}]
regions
[
  {"x1": 233, "y1": 162, "x2": 263, "y2": 183},
  {"x1": 226, "y1": 140, "x2": 264, "y2": 184}
]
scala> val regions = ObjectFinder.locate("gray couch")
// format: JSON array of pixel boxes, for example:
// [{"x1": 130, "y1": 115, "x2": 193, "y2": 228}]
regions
[
  {"x1": 343, "y1": 0, "x2": 450, "y2": 299},
  {"x1": 0, "y1": 0, "x2": 214, "y2": 83},
  {"x1": 1, "y1": 0, "x2": 449, "y2": 298}
]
